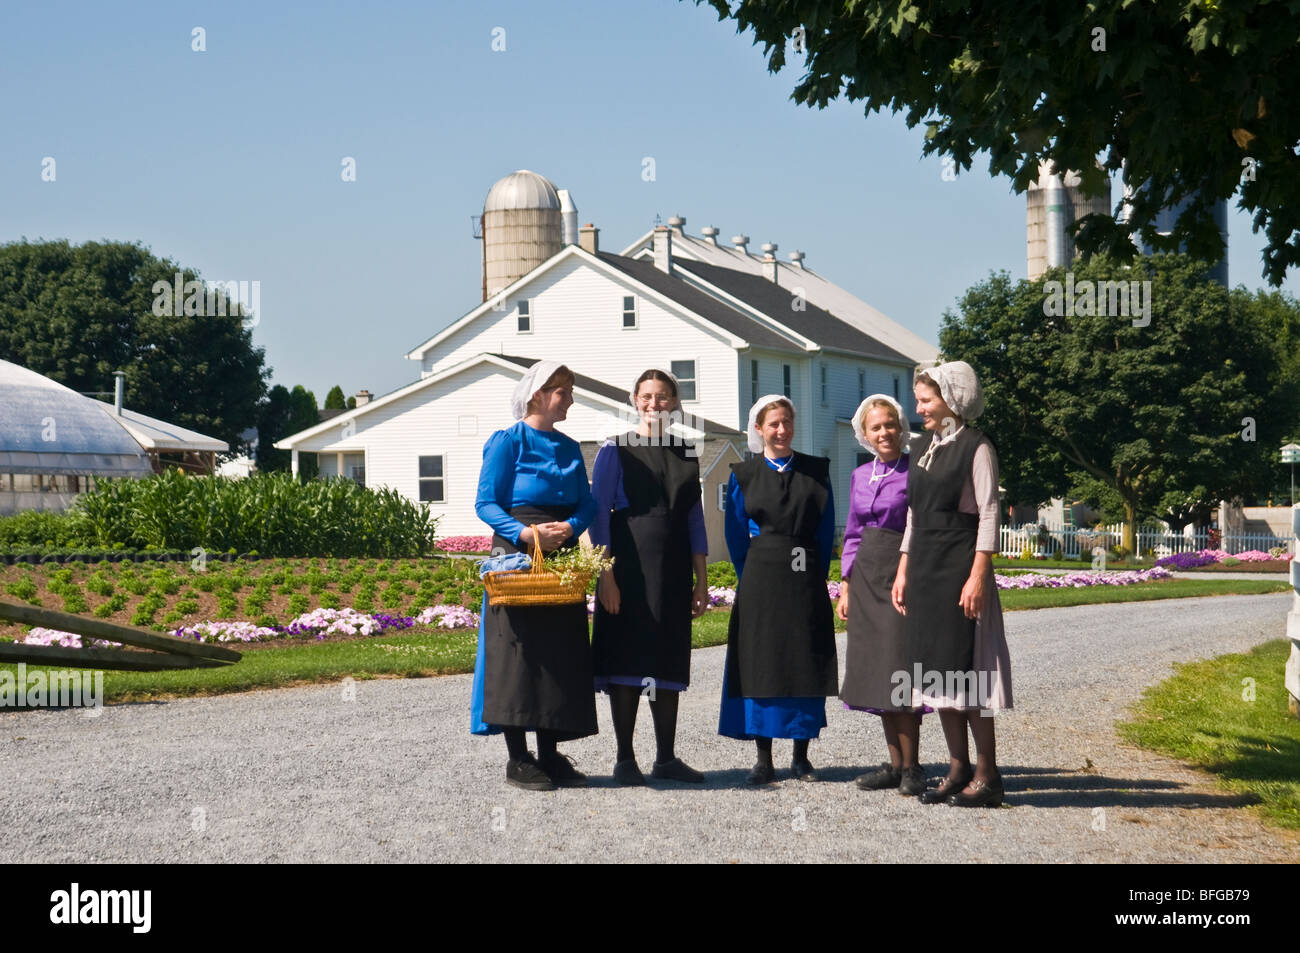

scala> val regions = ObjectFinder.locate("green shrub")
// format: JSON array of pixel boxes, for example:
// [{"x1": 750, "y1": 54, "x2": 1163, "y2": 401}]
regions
[
  {"x1": 93, "y1": 592, "x2": 129, "y2": 618},
  {"x1": 5, "y1": 577, "x2": 40, "y2": 604},
  {"x1": 216, "y1": 592, "x2": 240, "y2": 619},
  {"x1": 318, "y1": 591, "x2": 341, "y2": 609},
  {"x1": 69, "y1": 469, "x2": 438, "y2": 557},
  {"x1": 287, "y1": 593, "x2": 310, "y2": 616},
  {"x1": 706, "y1": 562, "x2": 738, "y2": 588}
]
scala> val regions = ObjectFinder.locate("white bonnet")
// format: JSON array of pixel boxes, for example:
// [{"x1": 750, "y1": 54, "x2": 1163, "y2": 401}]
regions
[
  {"x1": 510, "y1": 360, "x2": 565, "y2": 421},
  {"x1": 917, "y1": 360, "x2": 984, "y2": 421},
  {"x1": 746, "y1": 393, "x2": 794, "y2": 454}
]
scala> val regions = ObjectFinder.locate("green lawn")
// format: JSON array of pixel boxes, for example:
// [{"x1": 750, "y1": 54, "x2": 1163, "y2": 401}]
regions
[
  {"x1": 1118, "y1": 639, "x2": 1300, "y2": 830},
  {"x1": 1, "y1": 577, "x2": 1288, "y2": 703}
]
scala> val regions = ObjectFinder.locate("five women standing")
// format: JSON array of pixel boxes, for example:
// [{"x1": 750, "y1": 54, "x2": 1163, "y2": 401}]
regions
[{"x1": 473, "y1": 360, "x2": 1011, "y2": 804}]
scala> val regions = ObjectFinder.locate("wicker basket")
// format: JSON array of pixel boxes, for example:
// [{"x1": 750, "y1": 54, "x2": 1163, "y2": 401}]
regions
[{"x1": 482, "y1": 527, "x2": 591, "y2": 606}]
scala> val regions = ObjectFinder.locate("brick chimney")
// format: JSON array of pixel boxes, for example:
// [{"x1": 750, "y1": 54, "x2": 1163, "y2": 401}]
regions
[
  {"x1": 579, "y1": 223, "x2": 599, "y2": 254},
  {"x1": 354, "y1": 389, "x2": 373, "y2": 407}
]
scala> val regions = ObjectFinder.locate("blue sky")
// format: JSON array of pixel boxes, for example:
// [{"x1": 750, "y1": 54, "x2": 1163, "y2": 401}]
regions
[{"x1": 4, "y1": 0, "x2": 1293, "y2": 403}]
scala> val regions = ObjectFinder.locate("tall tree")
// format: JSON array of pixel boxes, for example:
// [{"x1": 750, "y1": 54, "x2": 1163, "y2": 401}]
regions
[
  {"x1": 0, "y1": 239, "x2": 269, "y2": 456},
  {"x1": 256, "y1": 384, "x2": 319, "y2": 476},
  {"x1": 698, "y1": 0, "x2": 1300, "y2": 284},
  {"x1": 938, "y1": 254, "x2": 1296, "y2": 550},
  {"x1": 324, "y1": 385, "x2": 347, "y2": 410}
]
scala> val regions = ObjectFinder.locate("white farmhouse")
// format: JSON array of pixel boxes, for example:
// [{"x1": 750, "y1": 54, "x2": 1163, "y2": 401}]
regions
[{"x1": 275, "y1": 171, "x2": 936, "y2": 555}]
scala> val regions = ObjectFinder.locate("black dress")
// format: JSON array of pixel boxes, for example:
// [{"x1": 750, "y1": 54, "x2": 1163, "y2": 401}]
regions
[
  {"x1": 903, "y1": 427, "x2": 988, "y2": 677},
  {"x1": 591, "y1": 440, "x2": 700, "y2": 689},
  {"x1": 479, "y1": 503, "x2": 599, "y2": 740},
  {"x1": 724, "y1": 452, "x2": 839, "y2": 700}
]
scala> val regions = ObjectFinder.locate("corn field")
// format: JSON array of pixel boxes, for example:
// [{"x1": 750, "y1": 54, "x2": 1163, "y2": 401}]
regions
[{"x1": 68, "y1": 470, "x2": 439, "y2": 557}]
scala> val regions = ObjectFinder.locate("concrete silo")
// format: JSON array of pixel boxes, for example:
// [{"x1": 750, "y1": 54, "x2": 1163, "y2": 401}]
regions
[
  {"x1": 1026, "y1": 162, "x2": 1112, "y2": 281},
  {"x1": 481, "y1": 170, "x2": 565, "y2": 303}
]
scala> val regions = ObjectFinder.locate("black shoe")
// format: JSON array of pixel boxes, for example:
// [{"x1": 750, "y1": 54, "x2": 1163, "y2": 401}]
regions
[
  {"x1": 919, "y1": 765, "x2": 974, "y2": 805},
  {"x1": 613, "y1": 758, "x2": 647, "y2": 786},
  {"x1": 898, "y1": 765, "x2": 927, "y2": 797},
  {"x1": 651, "y1": 757, "x2": 705, "y2": 783},
  {"x1": 855, "y1": 763, "x2": 903, "y2": 790},
  {"x1": 790, "y1": 757, "x2": 818, "y2": 782},
  {"x1": 948, "y1": 773, "x2": 1004, "y2": 808},
  {"x1": 746, "y1": 761, "x2": 775, "y2": 785},
  {"x1": 506, "y1": 753, "x2": 555, "y2": 791},
  {"x1": 537, "y1": 752, "x2": 589, "y2": 788}
]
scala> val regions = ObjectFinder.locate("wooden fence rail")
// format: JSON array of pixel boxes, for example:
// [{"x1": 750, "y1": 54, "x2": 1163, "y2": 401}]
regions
[{"x1": 0, "y1": 599, "x2": 241, "y2": 671}]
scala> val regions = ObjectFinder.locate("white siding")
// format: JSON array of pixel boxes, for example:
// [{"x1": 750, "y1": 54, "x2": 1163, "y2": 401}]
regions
[
  {"x1": 420, "y1": 257, "x2": 743, "y2": 435},
  {"x1": 289, "y1": 361, "x2": 637, "y2": 538}
]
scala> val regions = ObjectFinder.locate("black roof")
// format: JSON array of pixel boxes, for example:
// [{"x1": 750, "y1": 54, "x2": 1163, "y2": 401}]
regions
[
  {"x1": 596, "y1": 252, "x2": 796, "y2": 351},
  {"x1": 672, "y1": 258, "x2": 913, "y2": 364},
  {"x1": 493, "y1": 354, "x2": 742, "y2": 435}
]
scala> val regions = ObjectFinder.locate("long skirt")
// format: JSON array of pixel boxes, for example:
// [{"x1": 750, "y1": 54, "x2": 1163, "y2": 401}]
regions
[
  {"x1": 840, "y1": 527, "x2": 916, "y2": 711},
  {"x1": 469, "y1": 505, "x2": 598, "y2": 739}
]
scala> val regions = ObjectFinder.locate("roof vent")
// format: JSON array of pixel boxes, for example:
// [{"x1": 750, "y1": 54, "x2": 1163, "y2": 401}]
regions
[
  {"x1": 761, "y1": 242, "x2": 778, "y2": 255},
  {"x1": 700, "y1": 225, "x2": 719, "y2": 246},
  {"x1": 667, "y1": 215, "x2": 686, "y2": 233},
  {"x1": 732, "y1": 234, "x2": 750, "y2": 253},
  {"x1": 787, "y1": 250, "x2": 805, "y2": 269}
]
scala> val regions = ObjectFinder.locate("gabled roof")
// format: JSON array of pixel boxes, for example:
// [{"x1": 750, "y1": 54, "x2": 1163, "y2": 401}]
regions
[
  {"x1": 672, "y1": 259, "x2": 914, "y2": 365},
  {"x1": 274, "y1": 352, "x2": 741, "y2": 450},
  {"x1": 622, "y1": 227, "x2": 938, "y2": 364},
  {"x1": 594, "y1": 253, "x2": 799, "y2": 352},
  {"x1": 405, "y1": 244, "x2": 788, "y2": 363},
  {"x1": 493, "y1": 355, "x2": 742, "y2": 436}
]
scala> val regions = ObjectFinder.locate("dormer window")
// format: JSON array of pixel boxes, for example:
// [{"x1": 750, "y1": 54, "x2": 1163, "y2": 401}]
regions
[{"x1": 517, "y1": 300, "x2": 531, "y2": 333}]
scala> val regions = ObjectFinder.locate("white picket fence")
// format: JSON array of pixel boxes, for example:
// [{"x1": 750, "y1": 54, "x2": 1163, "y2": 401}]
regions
[{"x1": 1000, "y1": 522, "x2": 1295, "y2": 559}]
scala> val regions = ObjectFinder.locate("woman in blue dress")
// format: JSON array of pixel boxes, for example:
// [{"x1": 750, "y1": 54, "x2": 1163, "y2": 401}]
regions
[
  {"x1": 720, "y1": 394, "x2": 837, "y2": 784},
  {"x1": 471, "y1": 360, "x2": 598, "y2": 791}
]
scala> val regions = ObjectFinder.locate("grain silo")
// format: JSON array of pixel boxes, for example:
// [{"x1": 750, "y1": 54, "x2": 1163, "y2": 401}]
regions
[
  {"x1": 1026, "y1": 161, "x2": 1112, "y2": 281},
  {"x1": 481, "y1": 170, "x2": 565, "y2": 303}
]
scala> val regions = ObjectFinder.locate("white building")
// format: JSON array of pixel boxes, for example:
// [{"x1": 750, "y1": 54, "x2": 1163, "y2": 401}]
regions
[{"x1": 275, "y1": 171, "x2": 937, "y2": 553}]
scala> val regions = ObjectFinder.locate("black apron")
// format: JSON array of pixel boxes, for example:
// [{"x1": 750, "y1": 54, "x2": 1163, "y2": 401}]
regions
[
  {"x1": 840, "y1": 526, "x2": 909, "y2": 709},
  {"x1": 725, "y1": 453, "x2": 838, "y2": 698},
  {"x1": 591, "y1": 440, "x2": 699, "y2": 687},
  {"x1": 481, "y1": 503, "x2": 598, "y2": 739},
  {"x1": 903, "y1": 428, "x2": 984, "y2": 675}
]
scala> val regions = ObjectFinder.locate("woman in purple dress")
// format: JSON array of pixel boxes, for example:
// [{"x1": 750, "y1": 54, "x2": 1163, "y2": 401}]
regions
[{"x1": 836, "y1": 394, "x2": 926, "y2": 796}]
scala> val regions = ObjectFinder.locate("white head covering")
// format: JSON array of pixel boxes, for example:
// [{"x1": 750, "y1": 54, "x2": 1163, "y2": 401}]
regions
[
  {"x1": 510, "y1": 359, "x2": 565, "y2": 421},
  {"x1": 746, "y1": 393, "x2": 794, "y2": 454},
  {"x1": 851, "y1": 393, "x2": 915, "y2": 455},
  {"x1": 918, "y1": 360, "x2": 985, "y2": 421}
]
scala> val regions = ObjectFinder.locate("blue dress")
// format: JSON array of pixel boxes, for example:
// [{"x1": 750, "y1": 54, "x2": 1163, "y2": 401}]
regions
[
  {"x1": 470, "y1": 420, "x2": 597, "y2": 736},
  {"x1": 717, "y1": 454, "x2": 836, "y2": 739}
]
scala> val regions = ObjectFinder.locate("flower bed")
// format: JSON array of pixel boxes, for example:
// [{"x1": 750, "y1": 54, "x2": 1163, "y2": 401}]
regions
[
  {"x1": 994, "y1": 567, "x2": 1172, "y2": 589},
  {"x1": 16, "y1": 603, "x2": 481, "y2": 649},
  {"x1": 1155, "y1": 549, "x2": 1293, "y2": 570},
  {"x1": 435, "y1": 536, "x2": 492, "y2": 554}
]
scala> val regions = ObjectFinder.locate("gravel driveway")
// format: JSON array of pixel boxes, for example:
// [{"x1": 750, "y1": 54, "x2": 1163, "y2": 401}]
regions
[{"x1": 2, "y1": 593, "x2": 1297, "y2": 863}]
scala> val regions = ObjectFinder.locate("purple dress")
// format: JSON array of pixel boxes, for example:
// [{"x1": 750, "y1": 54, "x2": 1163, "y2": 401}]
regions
[{"x1": 839, "y1": 454, "x2": 929, "y2": 713}]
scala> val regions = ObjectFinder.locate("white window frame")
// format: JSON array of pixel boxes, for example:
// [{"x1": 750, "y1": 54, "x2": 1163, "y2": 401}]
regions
[
  {"x1": 671, "y1": 359, "x2": 698, "y2": 402},
  {"x1": 517, "y1": 300, "x2": 532, "y2": 334},
  {"x1": 418, "y1": 454, "x2": 446, "y2": 503},
  {"x1": 622, "y1": 295, "x2": 637, "y2": 329},
  {"x1": 820, "y1": 363, "x2": 829, "y2": 405}
]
